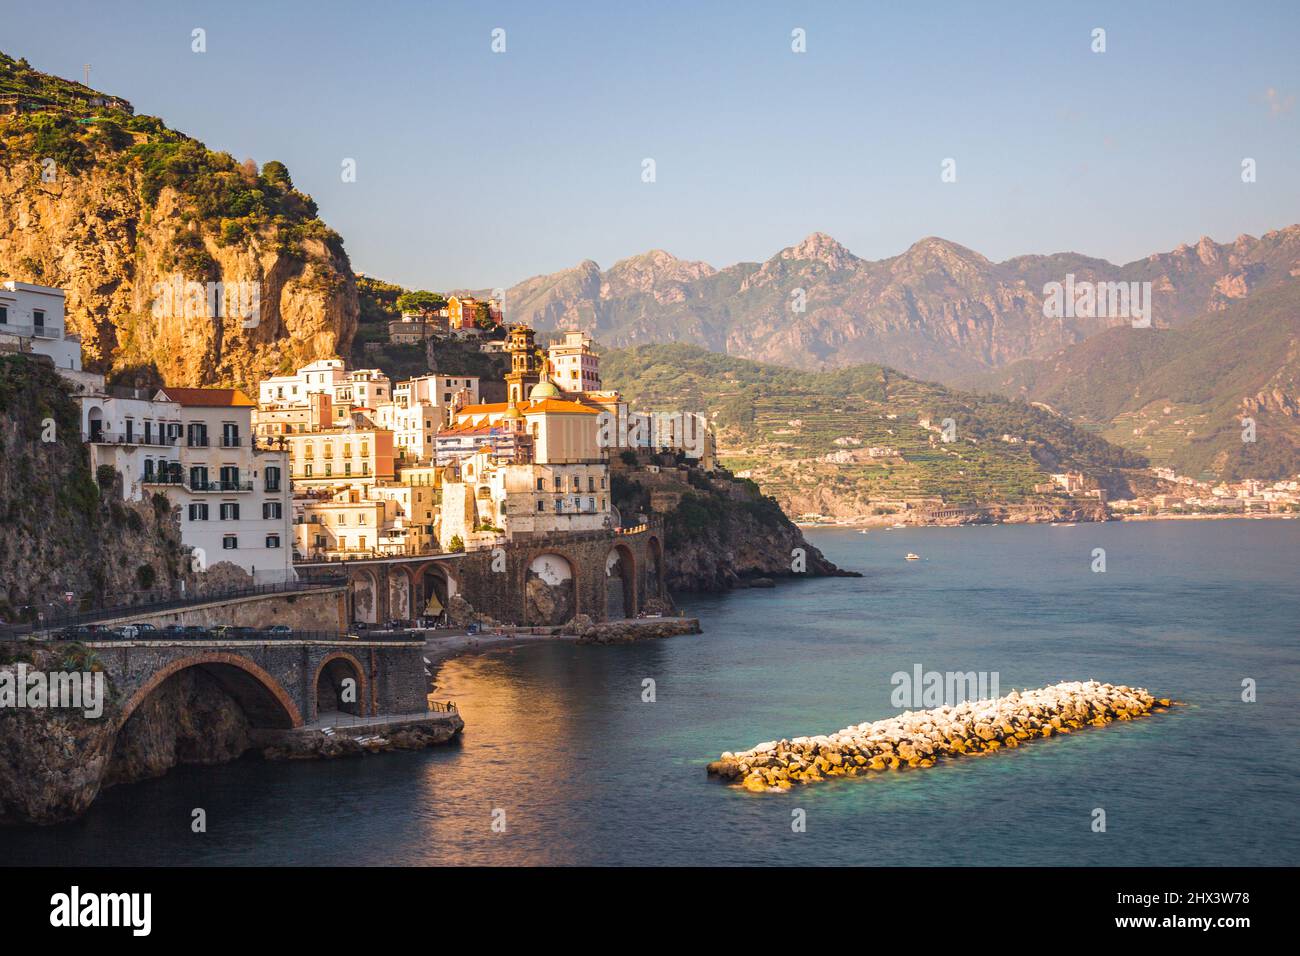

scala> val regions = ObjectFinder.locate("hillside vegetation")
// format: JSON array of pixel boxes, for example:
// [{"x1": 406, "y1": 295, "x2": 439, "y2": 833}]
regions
[
  {"x1": 602, "y1": 344, "x2": 1144, "y2": 515},
  {"x1": 971, "y1": 280, "x2": 1300, "y2": 479}
]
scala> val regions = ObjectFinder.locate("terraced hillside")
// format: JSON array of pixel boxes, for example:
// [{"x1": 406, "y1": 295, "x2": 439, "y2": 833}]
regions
[{"x1": 602, "y1": 345, "x2": 1144, "y2": 519}]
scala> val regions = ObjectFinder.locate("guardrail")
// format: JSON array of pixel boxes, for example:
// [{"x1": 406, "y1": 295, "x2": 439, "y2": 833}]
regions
[{"x1": 65, "y1": 627, "x2": 418, "y2": 644}]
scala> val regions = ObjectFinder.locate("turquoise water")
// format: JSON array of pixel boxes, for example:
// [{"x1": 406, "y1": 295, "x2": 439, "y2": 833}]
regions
[{"x1": 6, "y1": 520, "x2": 1298, "y2": 865}]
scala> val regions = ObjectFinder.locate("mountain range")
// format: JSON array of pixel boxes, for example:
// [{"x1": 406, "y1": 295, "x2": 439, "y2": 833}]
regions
[{"x1": 503, "y1": 227, "x2": 1300, "y2": 383}]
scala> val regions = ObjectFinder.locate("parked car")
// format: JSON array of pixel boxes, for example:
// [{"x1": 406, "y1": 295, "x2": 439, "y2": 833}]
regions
[
  {"x1": 182, "y1": 625, "x2": 210, "y2": 639},
  {"x1": 57, "y1": 626, "x2": 93, "y2": 641},
  {"x1": 160, "y1": 625, "x2": 187, "y2": 639},
  {"x1": 124, "y1": 622, "x2": 159, "y2": 639},
  {"x1": 262, "y1": 624, "x2": 292, "y2": 637},
  {"x1": 230, "y1": 626, "x2": 259, "y2": 640}
]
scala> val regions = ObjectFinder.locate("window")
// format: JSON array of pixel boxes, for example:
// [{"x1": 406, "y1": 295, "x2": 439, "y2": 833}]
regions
[
  {"x1": 265, "y1": 466, "x2": 281, "y2": 492},
  {"x1": 33, "y1": 309, "x2": 45, "y2": 332},
  {"x1": 189, "y1": 466, "x2": 208, "y2": 489},
  {"x1": 588, "y1": 477, "x2": 595, "y2": 492},
  {"x1": 555, "y1": 499, "x2": 563, "y2": 513},
  {"x1": 187, "y1": 423, "x2": 208, "y2": 447},
  {"x1": 220, "y1": 503, "x2": 240, "y2": 521},
  {"x1": 263, "y1": 502, "x2": 282, "y2": 520},
  {"x1": 222, "y1": 535, "x2": 238, "y2": 550},
  {"x1": 0, "y1": 306, "x2": 7, "y2": 324},
  {"x1": 345, "y1": 462, "x2": 353, "y2": 476},
  {"x1": 304, "y1": 463, "x2": 313, "y2": 477},
  {"x1": 536, "y1": 501, "x2": 545, "y2": 513},
  {"x1": 358, "y1": 514, "x2": 367, "y2": 526},
  {"x1": 222, "y1": 423, "x2": 240, "y2": 447},
  {"x1": 266, "y1": 535, "x2": 281, "y2": 549},
  {"x1": 325, "y1": 463, "x2": 333, "y2": 477},
  {"x1": 188, "y1": 503, "x2": 208, "y2": 521},
  {"x1": 143, "y1": 459, "x2": 154, "y2": 481},
  {"x1": 220, "y1": 465, "x2": 240, "y2": 489},
  {"x1": 536, "y1": 477, "x2": 545, "y2": 491}
]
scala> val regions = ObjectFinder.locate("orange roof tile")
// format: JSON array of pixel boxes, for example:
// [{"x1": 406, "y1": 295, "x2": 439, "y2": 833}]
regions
[{"x1": 158, "y1": 387, "x2": 256, "y2": 407}]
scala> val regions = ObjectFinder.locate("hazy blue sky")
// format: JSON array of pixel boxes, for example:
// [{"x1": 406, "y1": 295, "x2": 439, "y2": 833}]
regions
[{"x1": 6, "y1": 1, "x2": 1299, "y2": 289}]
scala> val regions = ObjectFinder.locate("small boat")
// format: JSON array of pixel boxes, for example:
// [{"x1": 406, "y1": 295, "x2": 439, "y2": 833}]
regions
[
  {"x1": 858, "y1": 529, "x2": 870, "y2": 535},
  {"x1": 905, "y1": 553, "x2": 921, "y2": 561},
  {"x1": 891, "y1": 523, "x2": 907, "y2": 530}
]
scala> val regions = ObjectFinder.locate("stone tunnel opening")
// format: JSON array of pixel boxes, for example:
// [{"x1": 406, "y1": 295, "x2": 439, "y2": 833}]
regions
[{"x1": 316, "y1": 657, "x2": 364, "y2": 718}]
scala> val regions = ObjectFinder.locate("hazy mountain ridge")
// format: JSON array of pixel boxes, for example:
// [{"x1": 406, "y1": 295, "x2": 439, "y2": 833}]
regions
[
  {"x1": 967, "y1": 280, "x2": 1300, "y2": 479},
  {"x1": 505, "y1": 226, "x2": 1300, "y2": 381}
]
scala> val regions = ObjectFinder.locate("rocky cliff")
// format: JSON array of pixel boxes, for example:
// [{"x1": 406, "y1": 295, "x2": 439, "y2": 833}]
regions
[
  {"x1": 0, "y1": 52, "x2": 357, "y2": 388},
  {"x1": 0, "y1": 355, "x2": 193, "y2": 621},
  {"x1": 612, "y1": 463, "x2": 853, "y2": 590}
]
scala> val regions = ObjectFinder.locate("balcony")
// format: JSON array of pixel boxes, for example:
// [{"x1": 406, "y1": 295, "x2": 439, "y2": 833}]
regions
[
  {"x1": 188, "y1": 480, "x2": 255, "y2": 493},
  {"x1": 86, "y1": 430, "x2": 179, "y2": 447}
]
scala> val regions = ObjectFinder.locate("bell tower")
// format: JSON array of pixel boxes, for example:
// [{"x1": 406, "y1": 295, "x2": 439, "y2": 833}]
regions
[{"x1": 505, "y1": 325, "x2": 541, "y2": 404}]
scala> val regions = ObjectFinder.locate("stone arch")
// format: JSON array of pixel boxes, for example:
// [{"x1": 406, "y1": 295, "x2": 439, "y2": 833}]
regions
[
  {"x1": 646, "y1": 535, "x2": 665, "y2": 599},
  {"x1": 524, "y1": 551, "x2": 577, "y2": 626},
  {"x1": 313, "y1": 651, "x2": 368, "y2": 719},
  {"x1": 605, "y1": 544, "x2": 636, "y2": 620},
  {"x1": 388, "y1": 570, "x2": 412, "y2": 624},
  {"x1": 117, "y1": 652, "x2": 303, "y2": 732},
  {"x1": 414, "y1": 561, "x2": 457, "y2": 623},
  {"x1": 350, "y1": 567, "x2": 379, "y2": 624}
]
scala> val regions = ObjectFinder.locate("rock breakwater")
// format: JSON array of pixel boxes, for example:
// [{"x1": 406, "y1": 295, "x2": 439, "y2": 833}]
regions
[{"x1": 707, "y1": 681, "x2": 1172, "y2": 792}]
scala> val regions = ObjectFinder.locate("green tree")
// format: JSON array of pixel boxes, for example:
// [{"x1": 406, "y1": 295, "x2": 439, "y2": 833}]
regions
[{"x1": 396, "y1": 290, "x2": 445, "y2": 314}]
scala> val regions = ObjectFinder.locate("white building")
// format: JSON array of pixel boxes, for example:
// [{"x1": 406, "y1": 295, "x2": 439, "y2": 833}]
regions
[
  {"x1": 151, "y1": 387, "x2": 296, "y2": 584},
  {"x1": 258, "y1": 358, "x2": 348, "y2": 408},
  {"x1": 547, "y1": 330, "x2": 601, "y2": 393},
  {"x1": 0, "y1": 281, "x2": 83, "y2": 371},
  {"x1": 81, "y1": 385, "x2": 184, "y2": 501}
]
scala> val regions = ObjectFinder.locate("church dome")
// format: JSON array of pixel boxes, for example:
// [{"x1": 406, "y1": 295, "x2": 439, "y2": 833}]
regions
[
  {"x1": 502, "y1": 404, "x2": 523, "y2": 420},
  {"x1": 528, "y1": 379, "x2": 560, "y2": 401}
]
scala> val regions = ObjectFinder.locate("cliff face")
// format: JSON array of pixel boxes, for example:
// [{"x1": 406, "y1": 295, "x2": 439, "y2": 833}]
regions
[
  {"x1": 0, "y1": 355, "x2": 193, "y2": 620},
  {"x1": 613, "y1": 465, "x2": 851, "y2": 591},
  {"x1": 0, "y1": 643, "x2": 119, "y2": 825},
  {"x1": 0, "y1": 53, "x2": 357, "y2": 388}
]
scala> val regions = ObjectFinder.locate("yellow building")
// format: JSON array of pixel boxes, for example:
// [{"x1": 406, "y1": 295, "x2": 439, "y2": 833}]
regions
[{"x1": 285, "y1": 423, "x2": 395, "y2": 490}]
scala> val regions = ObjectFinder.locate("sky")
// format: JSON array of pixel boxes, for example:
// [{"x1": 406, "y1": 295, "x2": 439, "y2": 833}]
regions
[{"x1": 4, "y1": 0, "x2": 1299, "y2": 290}]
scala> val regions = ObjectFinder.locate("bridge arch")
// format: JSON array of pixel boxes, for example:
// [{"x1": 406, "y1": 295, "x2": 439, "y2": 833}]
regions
[
  {"x1": 313, "y1": 651, "x2": 369, "y2": 719},
  {"x1": 116, "y1": 652, "x2": 303, "y2": 732},
  {"x1": 523, "y1": 551, "x2": 577, "y2": 626},
  {"x1": 646, "y1": 534, "x2": 665, "y2": 600},
  {"x1": 605, "y1": 543, "x2": 637, "y2": 620},
  {"x1": 412, "y1": 560, "x2": 458, "y2": 623},
  {"x1": 349, "y1": 567, "x2": 380, "y2": 625}
]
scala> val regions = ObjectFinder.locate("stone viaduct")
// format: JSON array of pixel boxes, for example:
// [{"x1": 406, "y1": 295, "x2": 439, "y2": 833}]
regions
[
  {"x1": 87, "y1": 635, "x2": 430, "y2": 731},
  {"x1": 295, "y1": 523, "x2": 669, "y2": 628}
]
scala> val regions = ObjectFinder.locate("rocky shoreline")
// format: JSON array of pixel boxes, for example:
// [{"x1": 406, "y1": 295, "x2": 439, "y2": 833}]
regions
[{"x1": 707, "y1": 681, "x2": 1172, "y2": 792}]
